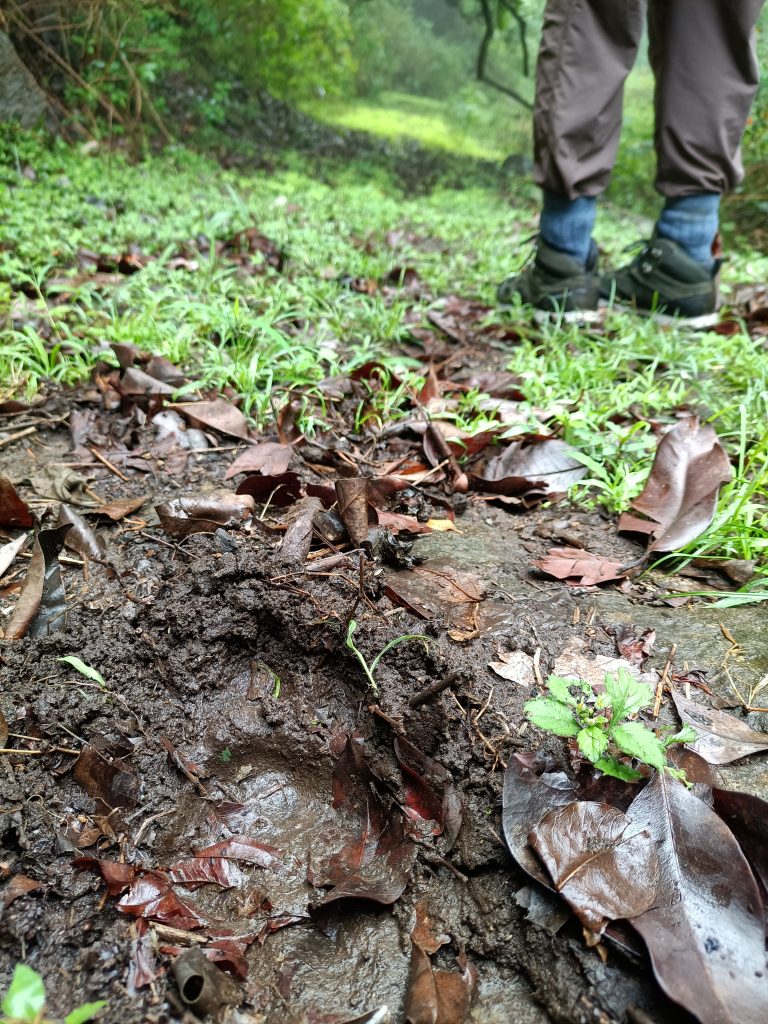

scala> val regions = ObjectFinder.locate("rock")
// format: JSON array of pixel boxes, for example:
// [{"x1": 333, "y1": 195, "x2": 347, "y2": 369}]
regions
[{"x1": 0, "y1": 31, "x2": 50, "y2": 127}]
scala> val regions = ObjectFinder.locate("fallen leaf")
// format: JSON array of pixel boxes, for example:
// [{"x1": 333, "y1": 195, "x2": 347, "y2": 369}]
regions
[
  {"x1": 528, "y1": 802, "x2": 658, "y2": 936},
  {"x1": 629, "y1": 771, "x2": 767, "y2": 1024},
  {"x1": 1, "y1": 874, "x2": 42, "y2": 909},
  {"x1": 618, "y1": 417, "x2": 732, "y2": 552},
  {"x1": 280, "y1": 496, "x2": 323, "y2": 564},
  {"x1": 335, "y1": 477, "x2": 369, "y2": 546},
  {"x1": 27, "y1": 466, "x2": 93, "y2": 505},
  {"x1": 127, "y1": 921, "x2": 157, "y2": 993},
  {"x1": 56, "y1": 504, "x2": 106, "y2": 560},
  {"x1": 411, "y1": 901, "x2": 450, "y2": 955},
  {"x1": 168, "y1": 858, "x2": 242, "y2": 888},
  {"x1": 5, "y1": 524, "x2": 72, "y2": 640},
  {"x1": 121, "y1": 367, "x2": 175, "y2": 396},
  {"x1": 73, "y1": 857, "x2": 137, "y2": 896},
  {"x1": 194, "y1": 838, "x2": 282, "y2": 870},
  {"x1": 670, "y1": 690, "x2": 768, "y2": 764},
  {"x1": 179, "y1": 398, "x2": 249, "y2": 440},
  {"x1": 236, "y1": 471, "x2": 303, "y2": 507},
  {"x1": 552, "y1": 636, "x2": 653, "y2": 690},
  {"x1": 72, "y1": 742, "x2": 140, "y2": 812},
  {"x1": 404, "y1": 944, "x2": 476, "y2": 1024},
  {"x1": 0, "y1": 533, "x2": 29, "y2": 577},
  {"x1": 118, "y1": 871, "x2": 208, "y2": 930},
  {"x1": 514, "y1": 886, "x2": 570, "y2": 936},
  {"x1": 224, "y1": 442, "x2": 293, "y2": 480},
  {"x1": 86, "y1": 495, "x2": 148, "y2": 521},
  {"x1": 384, "y1": 563, "x2": 486, "y2": 620},
  {"x1": 470, "y1": 438, "x2": 586, "y2": 503},
  {"x1": 394, "y1": 737, "x2": 462, "y2": 845},
  {"x1": 614, "y1": 626, "x2": 656, "y2": 667},
  {"x1": 0, "y1": 475, "x2": 33, "y2": 528},
  {"x1": 311, "y1": 736, "x2": 415, "y2": 906},
  {"x1": 375, "y1": 510, "x2": 432, "y2": 535},
  {"x1": 488, "y1": 650, "x2": 536, "y2": 687},
  {"x1": 501, "y1": 756, "x2": 577, "y2": 887},
  {"x1": 533, "y1": 547, "x2": 628, "y2": 587},
  {"x1": 156, "y1": 493, "x2": 255, "y2": 537},
  {"x1": 712, "y1": 788, "x2": 768, "y2": 892}
]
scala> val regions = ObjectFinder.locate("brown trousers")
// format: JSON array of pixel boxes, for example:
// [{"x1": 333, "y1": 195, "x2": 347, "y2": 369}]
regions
[{"x1": 533, "y1": 0, "x2": 765, "y2": 199}]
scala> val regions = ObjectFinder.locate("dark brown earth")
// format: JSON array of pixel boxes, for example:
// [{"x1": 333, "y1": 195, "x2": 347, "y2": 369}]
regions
[{"x1": 0, "y1": 396, "x2": 715, "y2": 1024}]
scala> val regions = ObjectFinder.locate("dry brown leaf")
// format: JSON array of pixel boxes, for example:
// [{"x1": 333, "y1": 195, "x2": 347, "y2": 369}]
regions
[
  {"x1": 619, "y1": 417, "x2": 732, "y2": 552},
  {"x1": 533, "y1": 547, "x2": 628, "y2": 586},
  {"x1": 224, "y1": 442, "x2": 293, "y2": 480}
]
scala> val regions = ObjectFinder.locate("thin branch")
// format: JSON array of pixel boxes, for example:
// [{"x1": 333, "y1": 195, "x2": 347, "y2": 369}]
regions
[
  {"x1": 500, "y1": 0, "x2": 530, "y2": 78},
  {"x1": 476, "y1": 0, "x2": 533, "y2": 110}
]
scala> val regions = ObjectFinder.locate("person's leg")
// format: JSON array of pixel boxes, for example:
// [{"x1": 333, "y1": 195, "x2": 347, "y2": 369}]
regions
[
  {"x1": 499, "y1": 0, "x2": 645, "y2": 310},
  {"x1": 651, "y1": 0, "x2": 763, "y2": 266},
  {"x1": 602, "y1": 0, "x2": 764, "y2": 317}
]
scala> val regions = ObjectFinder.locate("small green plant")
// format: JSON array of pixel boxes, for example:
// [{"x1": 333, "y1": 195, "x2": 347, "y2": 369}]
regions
[
  {"x1": 1, "y1": 965, "x2": 106, "y2": 1024},
  {"x1": 525, "y1": 670, "x2": 697, "y2": 782},
  {"x1": 57, "y1": 657, "x2": 106, "y2": 688},
  {"x1": 344, "y1": 619, "x2": 431, "y2": 695}
]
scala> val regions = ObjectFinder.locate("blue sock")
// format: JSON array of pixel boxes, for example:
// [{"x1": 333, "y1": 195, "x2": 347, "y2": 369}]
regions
[
  {"x1": 656, "y1": 194, "x2": 720, "y2": 268},
  {"x1": 539, "y1": 191, "x2": 597, "y2": 267}
]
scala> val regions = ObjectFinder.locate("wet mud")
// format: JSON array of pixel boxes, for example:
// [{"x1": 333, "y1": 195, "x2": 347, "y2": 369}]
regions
[{"x1": 1, "y1": 418, "x2": 763, "y2": 1024}]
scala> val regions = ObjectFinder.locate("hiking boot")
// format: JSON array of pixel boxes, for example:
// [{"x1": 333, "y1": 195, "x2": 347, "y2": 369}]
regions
[
  {"x1": 497, "y1": 238, "x2": 599, "y2": 312},
  {"x1": 600, "y1": 236, "x2": 719, "y2": 318}
]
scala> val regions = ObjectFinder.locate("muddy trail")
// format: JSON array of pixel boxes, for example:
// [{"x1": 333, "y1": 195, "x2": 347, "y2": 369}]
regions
[{"x1": 1, "y1": 321, "x2": 768, "y2": 1024}]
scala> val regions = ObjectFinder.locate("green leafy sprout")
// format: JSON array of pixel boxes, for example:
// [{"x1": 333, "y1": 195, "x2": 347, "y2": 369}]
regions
[
  {"x1": 57, "y1": 657, "x2": 106, "y2": 688},
  {"x1": 1, "y1": 964, "x2": 106, "y2": 1024},
  {"x1": 344, "y1": 619, "x2": 431, "y2": 695},
  {"x1": 525, "y1": 669, "x2": 697, "y2": 783}
]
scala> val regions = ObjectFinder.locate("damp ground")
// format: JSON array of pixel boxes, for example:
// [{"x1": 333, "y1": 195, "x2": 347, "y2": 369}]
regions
[{"x1": 2, "y1": 407, "x2": 767, "y2": 1024}]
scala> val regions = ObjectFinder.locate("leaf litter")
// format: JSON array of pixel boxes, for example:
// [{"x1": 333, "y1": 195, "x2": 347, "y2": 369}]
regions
[{"x1": 1, "y1": 252, "x2": 767, "y2": 1023}]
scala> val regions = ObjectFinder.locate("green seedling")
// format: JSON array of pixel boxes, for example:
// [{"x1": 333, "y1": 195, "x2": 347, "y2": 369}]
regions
[
  {"x1": 344, "y1": 619, "x2": 431, "y2": 694},
  {"x1": 525, "y1": 669, "x2": 697, "y2": 783},
  {"x1": 1, "y1": 964, "x2": 106, "y2": 1024},
  {"x1": 57, "y1": 657, "x2": 106, "y2": 688}
]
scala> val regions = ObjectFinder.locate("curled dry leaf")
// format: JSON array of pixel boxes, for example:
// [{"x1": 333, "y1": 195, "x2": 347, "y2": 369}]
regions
[
  {"x1": 179, "y1": 398, "x2": 249, "y2": 440},
  {"x1": 121, "y1": 367, "x2": 175, "y2": 396},
  {"x1": 0, "y1": 475, "x2": 34, "y2": 528},
  {"x1": 280, "y1": 495, "x2": 323, "y2": 564},
  {"x1": 5, "y1": 524, "x2": 72, "y2": 640},
  {"x1": 56, "y1": 504, "x2": 106, "y2": 560},
  {"x1": 670, "y1": 690, "x2": 768, "y2": 764},
  {"x1": 618, "y1": 416, "x2": 732, "y2": 552},
  {"x1": 533, "y1": 547, "x2": 628, "y2": 587},
  {"x1": 528, "y1": 801, "x2": 659, "y2": 936},
  {"x1": 629, "y1": 771, "x2": 767, "y2": 1024},
  {"x1": 224, "y1": 441, "x2": 293, "y2": 480},
  {"x1": 335, "y1": 477, "x2": 370, "y2": 547},
  {"x1": 156, "y1": 492, "x2": 255, "y2": 538}
]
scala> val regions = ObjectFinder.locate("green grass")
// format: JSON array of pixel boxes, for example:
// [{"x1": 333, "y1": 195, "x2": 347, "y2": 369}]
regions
[
  {"x1": 303, "y1": 88, "x2": 531, "y2": 163},
  {"x1": 1, "y1": 124, "x2": 768, "y2": 598}
]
